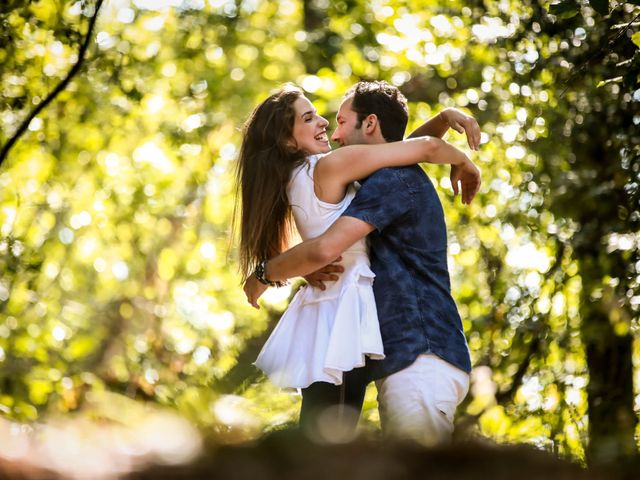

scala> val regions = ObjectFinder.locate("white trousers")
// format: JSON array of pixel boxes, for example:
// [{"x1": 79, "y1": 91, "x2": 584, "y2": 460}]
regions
[{"x1": 375, "y1": 354, "x2": 469, "y2": 446}]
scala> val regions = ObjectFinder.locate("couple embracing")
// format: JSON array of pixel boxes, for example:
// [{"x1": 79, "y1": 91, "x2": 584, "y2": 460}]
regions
[{"x1": 236, "y1": 80, "x2": 481, "y2": 445}]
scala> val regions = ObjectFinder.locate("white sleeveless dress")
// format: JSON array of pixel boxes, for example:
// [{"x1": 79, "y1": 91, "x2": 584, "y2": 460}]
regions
[{"x1": 254, "y1": 154, "x2": 385, "y2": 389}]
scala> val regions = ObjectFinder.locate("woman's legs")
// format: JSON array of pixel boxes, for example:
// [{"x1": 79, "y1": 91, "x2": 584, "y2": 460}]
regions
[{"x1": 299, "y1": 367, "x2": 370, "y2": 438}]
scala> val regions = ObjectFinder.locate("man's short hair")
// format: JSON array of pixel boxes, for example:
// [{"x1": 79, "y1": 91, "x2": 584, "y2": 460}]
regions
[{"x1": 345, "y1": 81, "x2": 409, "y2": 142}]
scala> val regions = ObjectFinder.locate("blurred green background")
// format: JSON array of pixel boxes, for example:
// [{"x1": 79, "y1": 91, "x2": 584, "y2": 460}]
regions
[{"x1": 1, "y1": 0, "x2": 639, "y2": 466}]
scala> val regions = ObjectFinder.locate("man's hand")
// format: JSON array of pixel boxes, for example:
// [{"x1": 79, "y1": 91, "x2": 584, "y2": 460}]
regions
[
  {"x1": 440, "y1": 108, "x2": 481, "y2": 151},
  {"x1": 303, "y1": 257, "x2": 344, "y2": 290},
  {"x1": 244, "y1": 274, "x2": 268, "y2": 309},
  {"x1": 450, "y1": 158, "x2": 481, "y2": 204}
]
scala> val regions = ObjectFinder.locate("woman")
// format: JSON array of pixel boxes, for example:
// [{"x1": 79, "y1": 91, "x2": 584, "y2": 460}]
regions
[{"x1": 236, "y1": 84, "x2": 478, "y2": 391}]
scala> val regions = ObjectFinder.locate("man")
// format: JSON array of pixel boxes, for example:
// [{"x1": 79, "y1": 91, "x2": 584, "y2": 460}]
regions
[{"x1": 245, "y1": 81, "x2": 479, "y2": 445}]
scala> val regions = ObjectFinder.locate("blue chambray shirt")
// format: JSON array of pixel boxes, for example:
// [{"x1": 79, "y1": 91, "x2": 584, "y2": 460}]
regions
[{"x1": 342, "y1": 165, "x2": 471, "y2": 380}]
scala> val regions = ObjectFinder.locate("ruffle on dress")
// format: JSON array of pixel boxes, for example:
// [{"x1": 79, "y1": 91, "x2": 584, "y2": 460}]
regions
[{"x1": 254, "y1": 261, "x2": 384, "y2": 389}]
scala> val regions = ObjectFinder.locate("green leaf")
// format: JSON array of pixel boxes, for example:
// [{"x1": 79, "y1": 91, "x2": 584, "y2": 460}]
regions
[
  {"x1": 632, "y1": 32, "x2": 640, "y2": 49},
  {"x1": 548, "y1": 0, "x2": 580, "y2": 19},
  {"x1": 28, "y1": 379, "x2": 53, "y2": 405},
  {"x1": 66, "y1": 334, "x2": 99, "y2": 359},
  {"x1": 588, "y1": 0, "x2": 609, "y2": 16}
]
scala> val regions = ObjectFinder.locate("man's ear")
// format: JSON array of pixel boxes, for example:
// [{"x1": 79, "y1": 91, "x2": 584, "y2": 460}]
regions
[{"x1": 363, "y1": 114, "x2": 379, "y2": 135}]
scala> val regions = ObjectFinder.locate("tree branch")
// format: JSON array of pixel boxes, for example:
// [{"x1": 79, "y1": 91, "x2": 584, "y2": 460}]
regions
[
  {"x1": 0, "y1": 0, "x2": 105, "y2": 169},
  {"x1": 495, "y1": 336, "x2": 541, "y2": 405},
  {"x1": 559, "y1": 9, "x2": 640, "y2": 97},
  {"x1": 454, "y1": 334, "x2": 541, "y2": 440}
]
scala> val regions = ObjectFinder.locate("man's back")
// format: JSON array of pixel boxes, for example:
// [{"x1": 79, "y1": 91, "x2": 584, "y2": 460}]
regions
[{"x1": 342, "y1": 165, "x2": 471, "y2": 380}]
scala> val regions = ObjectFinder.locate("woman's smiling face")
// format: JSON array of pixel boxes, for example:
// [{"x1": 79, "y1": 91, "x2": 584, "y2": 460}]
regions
[{"x1": 290, "y1": 96, "x2": 331, "y2": 154}]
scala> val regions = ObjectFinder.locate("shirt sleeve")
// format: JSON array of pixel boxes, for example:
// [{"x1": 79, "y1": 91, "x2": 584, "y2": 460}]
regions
[{"x1": 341, "y1": 168, "x2": 412, "y2": 232}]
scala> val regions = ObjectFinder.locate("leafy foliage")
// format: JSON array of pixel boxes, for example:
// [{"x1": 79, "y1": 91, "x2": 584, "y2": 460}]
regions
[{"x1": 1, "y1": 0, "x2": 639, "y2": 463}]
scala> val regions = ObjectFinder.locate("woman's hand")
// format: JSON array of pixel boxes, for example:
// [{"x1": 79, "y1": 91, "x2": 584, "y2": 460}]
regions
[
  {"x1": 440, "y1": 108, "x2": 481, "y2": 151},
  {"x1": 244, "y1": 274, "x2": 268, "y2": 309},
  {"x1": 450, "y1": 158, "x2": 481, "y2": 204},
  {"x1": 303, "y1": 257, "x2": 344, "y2": 290}
]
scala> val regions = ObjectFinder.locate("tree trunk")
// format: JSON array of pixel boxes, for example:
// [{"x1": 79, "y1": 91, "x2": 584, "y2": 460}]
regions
[
  {"x1": 579, "y1": 259, "x2": 637, "y2": 464},
  {"x1": 301, "y1": 0, "x2": 338, "y2": 74}
]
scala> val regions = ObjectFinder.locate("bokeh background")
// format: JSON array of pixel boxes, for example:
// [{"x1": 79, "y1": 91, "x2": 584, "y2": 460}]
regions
[{"x1": 1, "y1": 0, "x2": 639, "y2": 471}]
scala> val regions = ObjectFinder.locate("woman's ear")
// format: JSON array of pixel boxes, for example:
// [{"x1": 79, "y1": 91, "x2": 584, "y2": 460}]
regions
[
  {"x1": 364, "y1": 114, "x2": 378, "y2": 135},
  {"x1": 286, "y1": 137, "x2": 298, "y2": 150}
]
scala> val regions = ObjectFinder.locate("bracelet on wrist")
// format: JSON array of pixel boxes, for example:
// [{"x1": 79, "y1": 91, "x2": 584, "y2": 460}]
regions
[{"x1": 254, "y1": 260, "x2": 289, "y2": 288}]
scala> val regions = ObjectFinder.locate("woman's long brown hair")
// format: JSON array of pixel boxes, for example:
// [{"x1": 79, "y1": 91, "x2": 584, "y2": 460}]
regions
[{"x1": 234, "y1": 86, "x2": 306, "y2": 280}]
